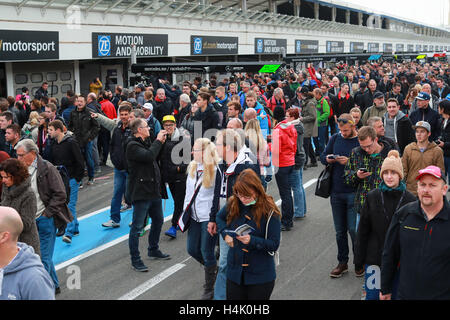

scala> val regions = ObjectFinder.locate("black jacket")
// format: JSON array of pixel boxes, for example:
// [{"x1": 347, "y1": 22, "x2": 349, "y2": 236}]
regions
[
  {"x1": 126, "y1": 136, "x2": 167, "y2": 203},
  {"x1": 330, "y1": 93, "x2": 354, "y2": 118},
  {"x1": 381, "y1": 199, "x2": 450, "y2": 299},
  {"x1": 193, "y1": 104, "x2": 220, "y2": 138},
  {"x1": 157, "y1": 128, "x2": 190, "y2": 184},
  {"x1": 210, "y1": 150, "x2": 260, "y2": 223},
  {"x1": 355, "y1": 187, "x2": 416, "y2": 267},
  {"x1": 292, "y1": 119, "x2": 306, "y2": 169},
  {"x1": 409, "y1": 106, "x2": 441, "y2": 142},
  {"x1": 68, "y1": 107, "x2": 100, "y2": 146},
  {"x1": 432, "y1": 85, "x2": 450, "y2": 101},
  {"x1": 110, "y1": 121, "x2": 132, "y2": 171},
  {"x1": 153, "y1": 98, "x2": 174, "y2": 124},
  {"x1": 48, "y1": 134, "x2": 85, "y2": 182},
  {"x1": 439, "y1": 118, "x2": 450, "y2": 157},
  {"x1": 176, "y1": 103, "x2": 191, "y2": 128},
  {"x1": 360, "y1": 89, "x2": 377, "y2": 115}
]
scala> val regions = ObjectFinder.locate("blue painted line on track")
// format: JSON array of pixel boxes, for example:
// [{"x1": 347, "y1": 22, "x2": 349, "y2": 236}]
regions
[{"x1": 53, "y1": 188, "x2": 175, "y2": 266}]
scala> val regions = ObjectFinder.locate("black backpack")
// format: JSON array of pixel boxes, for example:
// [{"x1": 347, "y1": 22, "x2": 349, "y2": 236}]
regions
[{"x1": 56, "y1": 165, "x2": 71, "y2": 204}]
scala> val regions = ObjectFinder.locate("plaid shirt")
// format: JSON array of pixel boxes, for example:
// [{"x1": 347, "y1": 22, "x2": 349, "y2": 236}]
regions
[{"x1": 344, "y1": 144, "x2": 393, "y2": 213}]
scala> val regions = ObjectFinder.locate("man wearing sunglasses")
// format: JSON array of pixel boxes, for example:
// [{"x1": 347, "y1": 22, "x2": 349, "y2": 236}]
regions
[{"x1": 320, "y1": 114, "x2": 360, "y2": 279}]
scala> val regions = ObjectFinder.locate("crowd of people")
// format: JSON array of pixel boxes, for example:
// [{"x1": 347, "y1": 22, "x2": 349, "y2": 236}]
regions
[{"x1": 0, "y1": 57, "x2": 450, "y2": 300}]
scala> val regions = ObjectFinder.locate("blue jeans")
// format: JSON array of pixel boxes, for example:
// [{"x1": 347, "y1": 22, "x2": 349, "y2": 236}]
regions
[
  {"x1": 110, "y1": 169, "x2": 128, "y2": 223},
  {"x1": 288, "y1": 168, "x2": 306, "y2": 218},
  {"x1": 275, "y1": 165, "x2": 294, "y2": 228},
  {"x1": 36, "y1": 215, "x2": 59, "y2": 288},
  {"x1": 214, "y1": 236, "x2": 229, "y2": 300},
  {"x1": 187, "y1": 220, "x2": 218, "y2": 268},
  {"x1": 65, "y1": 178, "x2": 80, "y2": 237},
  {"x1": 313, "y1": 126, "x2": 328, "y2": 155},
  {"x1": 330, "y1": 192, "x2": 357, "y2": 264},
  {"x1": 129, "y1": 198, "x2": 164, "y2": 263},
  {"x1": 81, "y1": 141, "x2": 95, "y2": 179}
]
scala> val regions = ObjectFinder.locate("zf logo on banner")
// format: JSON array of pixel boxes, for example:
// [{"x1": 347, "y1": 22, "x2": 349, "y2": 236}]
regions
[
  {"x1": 296, "y1": 40, "x2": 301, "y2": 53},
  {"x1": 193, "y1": 37, "x2": 203, "y2": 55},
  {"x1": 256, "y1": 39, "x2": 263, "y2": 53},
  {"x1": 98, "y1": 35, "x2": 111, "y2": 57}
]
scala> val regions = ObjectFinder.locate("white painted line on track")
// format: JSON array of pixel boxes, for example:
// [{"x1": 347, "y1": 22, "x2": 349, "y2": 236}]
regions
[
  {"x1": 56, "y1": 178, "x2": 317, "y2": 271},
  {"x1": 55, "y1": 215, "x2": 173, "y2": 271},
  {"x1": 275, "y1": 178, "x2": 317, "y2": 206},
  {"x1": 118, "y1": 257, "x2": 191, "y2": 300}
]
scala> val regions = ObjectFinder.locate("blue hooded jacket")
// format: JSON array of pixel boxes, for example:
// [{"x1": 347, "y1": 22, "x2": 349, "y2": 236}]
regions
[
  {"x1": 0, "y1": 242, "x2": 55, "y2": 300},
  {"x1": 252, "y1": 102, "x2": 270, "y2": 139}
]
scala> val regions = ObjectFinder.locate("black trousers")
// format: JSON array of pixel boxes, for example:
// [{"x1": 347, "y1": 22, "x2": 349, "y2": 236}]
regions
[
  {"x1": 303, "y1": 136, "x2": 317, "y2": 165},
  {"x1": 226, "y1": 279, "x2": 275, "y2": 300},
  {"x1": 168, "y1": 180, "x2": 186, "y2": 227}
]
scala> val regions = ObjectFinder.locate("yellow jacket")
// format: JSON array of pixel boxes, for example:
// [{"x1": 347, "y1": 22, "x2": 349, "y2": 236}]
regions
[{"x1": 89, "y1": 80, "x2": 103, "y2": 95}]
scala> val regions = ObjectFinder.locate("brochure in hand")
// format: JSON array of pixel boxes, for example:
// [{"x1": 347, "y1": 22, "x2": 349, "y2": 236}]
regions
[{"x1": 225, "y1": 224, "x2": 255, "y2": 236}]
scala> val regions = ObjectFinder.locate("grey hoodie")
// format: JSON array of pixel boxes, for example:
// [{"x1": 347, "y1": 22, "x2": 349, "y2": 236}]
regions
[
  {"x1": 384, "y1": 110, "x2": 406, "y2": 143},
  {"x1": 0, "y1": 242, "x2": 54, "y2": 300}
]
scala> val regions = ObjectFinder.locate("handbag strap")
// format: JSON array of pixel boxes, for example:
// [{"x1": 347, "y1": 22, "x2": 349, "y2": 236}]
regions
[{"x1": 266, "y1": 210, "x2": 274, "y2": 256}]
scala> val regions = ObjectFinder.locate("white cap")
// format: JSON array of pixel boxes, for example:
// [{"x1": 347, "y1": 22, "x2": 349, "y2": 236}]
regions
[{"x1": 142, "y1": 102, "x2": 153, "y2": 111}]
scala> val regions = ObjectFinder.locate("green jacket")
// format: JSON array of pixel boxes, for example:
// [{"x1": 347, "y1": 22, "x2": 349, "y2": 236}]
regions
[{"x1": 316, "y1": 97, "x2": 330, "y2": 127}]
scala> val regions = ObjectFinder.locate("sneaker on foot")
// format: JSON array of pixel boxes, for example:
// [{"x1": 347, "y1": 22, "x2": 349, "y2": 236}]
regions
[
  {"x1": 132, "y1": 260, "x2": 149, "y2": 272},
  {"x1": 148, "y1": 249, "x2": 171, "y2": 260},
  {"x1": 62, "y1": 235, "x2": 72, "y2": 244},
  {"x1": 165, "y1": 226, "x2": 177, "y2": 238},
  {"x1": 120, "y1": 204, "x2": 132, "y2": 212},
  {"x1": 87, "y1": 179, "x2": 94, "y2": 186},
  {"x1": 330, "y1": 263, "x2": 348, "y2": 278},
  {"x1": 102, "y1": 220, "x2": 120, "y2": 228}
]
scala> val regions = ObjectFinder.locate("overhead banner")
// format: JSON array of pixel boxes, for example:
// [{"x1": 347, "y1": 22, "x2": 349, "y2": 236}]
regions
[
  {"x1": 255, "y1": 38, "x2": 287, "y2": 54},
  {"x1": 368, "y1": 43, "x2": 379, "y2": 53},
  {"x1": 383, "y1": 43, "x2": 393, "y2": 53},
  {"x1": 92, "y1": 33, "x2": 168, "y2": 58},
  {"x1": 0, "y1": 30, "x2": 59, "y2": 61},
  {"x1": 191, "y1": 35, "x2": 238, "y2": 55},
  {"x1": 326, "y1": 41, "x2": 344, "y2": 53},
  {"x1": 350, "y1": 42, "x2": 365, "y2": 53},
  {"x1": 396, "y1": 44, "x2": 404, "y2": 52},
  {"x1": 295, "y1": 40, "x2": 319, "y2": 54}
]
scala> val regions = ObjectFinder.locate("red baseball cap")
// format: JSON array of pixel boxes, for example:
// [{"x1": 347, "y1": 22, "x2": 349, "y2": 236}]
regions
[{"x1": 416, "y1": 166, "x2": 446, "y2": 182}]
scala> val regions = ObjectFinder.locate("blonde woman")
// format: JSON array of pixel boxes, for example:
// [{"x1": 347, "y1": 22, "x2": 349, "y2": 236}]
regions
[
  {"x1": 184, "y1": 138, "x2": 221, "y2": 300},
  {"x1": 244, "y1": 119, "x2": 271, "y2": 189},
  {"x1": 21, "y1": 111, "x2": 40, "y2": 143}
]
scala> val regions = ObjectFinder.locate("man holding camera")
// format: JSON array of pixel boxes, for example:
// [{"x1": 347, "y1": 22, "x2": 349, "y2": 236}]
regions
[{"x1": 401, "y1": 121, "x2": 444, "y2": 196}]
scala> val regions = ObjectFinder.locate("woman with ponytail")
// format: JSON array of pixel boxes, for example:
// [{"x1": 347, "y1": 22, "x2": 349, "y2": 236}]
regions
[
  {"x1": 184, "y1": 138, "x2": 221, "y2": 300},
  {"x1": 354, "y1": 150, "x2": 416, "y2": 300}
]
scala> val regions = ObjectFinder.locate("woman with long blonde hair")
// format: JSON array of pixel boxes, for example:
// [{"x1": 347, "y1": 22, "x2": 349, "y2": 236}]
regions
[
  {"x1": 184, "y1": 137, "x2": 221, "y2": 300},
  {"x1": 244, "y1": 119, "x2": 271, "y2": 189}
]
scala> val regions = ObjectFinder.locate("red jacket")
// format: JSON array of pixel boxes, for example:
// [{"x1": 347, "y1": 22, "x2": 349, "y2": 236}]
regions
[
  {"x1": 100, "y1": 99, "x2": 117, "y2": 120},
  {"x1": 271, "y1": 120, "x2": 297, "y2": 168},
  {"x1": 267, "y1": 96, "x2": 286, "y2": 112}
]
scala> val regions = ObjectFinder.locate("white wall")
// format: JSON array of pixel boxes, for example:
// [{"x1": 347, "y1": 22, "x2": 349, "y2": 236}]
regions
[{"x1": 0, "y1": 4, "x2": 448, "y2": 62}]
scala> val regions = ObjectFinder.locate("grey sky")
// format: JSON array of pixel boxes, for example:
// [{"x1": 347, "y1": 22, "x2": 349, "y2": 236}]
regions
[{"x1": 340, "y1": 0, "x2": 449, "y2": 27}]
